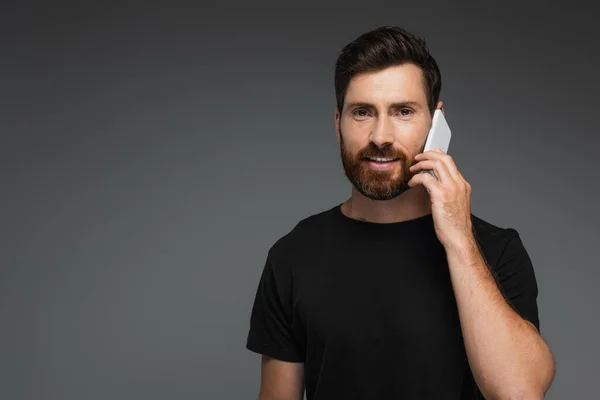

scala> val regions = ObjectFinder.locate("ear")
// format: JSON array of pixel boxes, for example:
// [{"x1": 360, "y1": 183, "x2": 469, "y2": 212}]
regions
[
  {"x1": 437, "y1": 101, "x2": 444, "y2": 116},
  {"x1": 334, "y1": 107, "x2": 341, "y2": 144}
]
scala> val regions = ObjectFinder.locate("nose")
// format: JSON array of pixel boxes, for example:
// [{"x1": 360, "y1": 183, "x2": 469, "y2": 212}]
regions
[{"x1": 369, "y1": 116, "x2": 395, "y2": 147}]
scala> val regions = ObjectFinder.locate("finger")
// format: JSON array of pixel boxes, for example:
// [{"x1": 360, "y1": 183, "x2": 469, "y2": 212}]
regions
[
  {"x1": 417, "y1": 148, "x2": 462, "y2": 182},
  {"x1": 411, "y1": 150, "x2": 454, "y2": 184},
  {"x1": 408, "y1": 168, "x2": 440, "y2": 193},
  {"x1": 430, "y1": 148, "x2": 473, "y2": 197},
  {"x1": 433, "y1": 148, "x2": 464, "y2": 182},
  {"x1": 409, "y1": 159, "x2": 452, "y2": 184}
]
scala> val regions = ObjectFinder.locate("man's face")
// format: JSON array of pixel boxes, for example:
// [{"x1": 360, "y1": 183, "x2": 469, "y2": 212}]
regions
[{"x1": 335, "y1": 63, "x2": 435, "y2": 200}]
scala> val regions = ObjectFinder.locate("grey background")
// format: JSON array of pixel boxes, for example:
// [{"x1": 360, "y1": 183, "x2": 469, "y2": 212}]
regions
[{"x1": 2, "y1": 1, "x2": 598, "y2": 399}]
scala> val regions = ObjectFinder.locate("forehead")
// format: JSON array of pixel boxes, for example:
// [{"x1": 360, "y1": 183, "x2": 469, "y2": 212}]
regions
[{"x1": 344, "y1": 63, "x2": 427, "y2": 107}]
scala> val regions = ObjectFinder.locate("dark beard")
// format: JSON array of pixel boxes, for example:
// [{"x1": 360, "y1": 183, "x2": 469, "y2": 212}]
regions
[{"x1": 339, "y1": 130, "x2": 415, "y2": 200}]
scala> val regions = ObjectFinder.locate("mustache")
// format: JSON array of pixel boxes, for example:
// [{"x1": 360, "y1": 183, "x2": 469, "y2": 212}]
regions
[{"x1": 358, "y1": 145, "x2": 406, "y2": 159}]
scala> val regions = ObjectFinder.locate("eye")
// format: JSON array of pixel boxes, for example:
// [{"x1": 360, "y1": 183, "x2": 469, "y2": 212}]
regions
[
  {"x1": 397, "y1": 108, "x2": 413, "y2": 116},
  {"x1": 352, "y1": 108, "x2": 370, "y2": 118}
]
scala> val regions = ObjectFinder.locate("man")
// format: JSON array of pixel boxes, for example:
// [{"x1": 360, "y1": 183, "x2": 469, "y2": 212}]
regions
[{"x1": 246, "y1": 26, "x2": 555, "y2": 399}]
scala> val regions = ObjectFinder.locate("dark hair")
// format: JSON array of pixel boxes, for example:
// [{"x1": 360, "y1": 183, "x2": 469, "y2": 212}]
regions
[{"x1": 334, "y1": 26, "x2": 442, "y2": 115}]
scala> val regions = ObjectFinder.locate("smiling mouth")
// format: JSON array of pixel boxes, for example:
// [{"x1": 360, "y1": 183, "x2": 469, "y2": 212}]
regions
[{"x1": 363, "y1": 157, "x2": 401, "y2": 163}]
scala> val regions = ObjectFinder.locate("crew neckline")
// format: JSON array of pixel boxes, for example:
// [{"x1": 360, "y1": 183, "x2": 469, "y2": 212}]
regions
[{"x1": 332, "y1": 202, "x2": 433, "y2": 229}]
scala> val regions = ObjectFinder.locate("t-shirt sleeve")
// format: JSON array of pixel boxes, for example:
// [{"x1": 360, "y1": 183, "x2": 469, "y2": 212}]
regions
[
  {"x1": 492, "y1": 229, "x2": 541, "y2": 332},
  {"x1": 245, "y1": 254, "x2": 304, "y2": 362}
]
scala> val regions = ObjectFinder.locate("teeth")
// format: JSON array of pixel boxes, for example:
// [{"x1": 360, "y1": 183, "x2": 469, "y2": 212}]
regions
[{"x1": 369, "y1": 157, "x2": 396, "y2": 162}]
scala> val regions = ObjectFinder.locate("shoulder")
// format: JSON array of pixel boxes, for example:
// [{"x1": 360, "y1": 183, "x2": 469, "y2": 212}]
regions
[
  {"x1": 267, "y1": 205, "x2": 335, "y2": 266},
  {"x1": 471, "y1": 213, "x2": 520, "y2": 242},
  {"x1": 470, "y1": 213, "x2": 527, "y2": 269}
]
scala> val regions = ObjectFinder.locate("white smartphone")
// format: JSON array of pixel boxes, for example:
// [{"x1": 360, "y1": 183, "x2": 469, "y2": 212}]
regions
[
  {"x1": 424, "y1": 109, "x2": 451, "y2": 154},
  {"x1": 421, "y1": 109, "x2": 452, "y2": 181}
]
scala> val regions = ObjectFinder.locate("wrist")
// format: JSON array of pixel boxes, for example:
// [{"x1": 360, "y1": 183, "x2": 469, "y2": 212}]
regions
[{"x1": 443, "y1": 231, "x2": 481, "y2": 263}]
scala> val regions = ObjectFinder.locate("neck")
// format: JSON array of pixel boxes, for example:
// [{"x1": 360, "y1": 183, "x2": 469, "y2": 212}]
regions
[{"x1": 341, "y1": 185, "x2": 432, "y2": 224}]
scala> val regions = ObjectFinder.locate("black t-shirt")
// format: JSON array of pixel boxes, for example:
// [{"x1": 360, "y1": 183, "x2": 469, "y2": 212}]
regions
[{"x1": 246, "y1": 203, "x2": 540, "y2": 399}]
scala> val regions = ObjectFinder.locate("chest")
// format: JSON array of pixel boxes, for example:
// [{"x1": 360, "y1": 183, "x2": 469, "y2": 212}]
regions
[{"x1": 293, "y1": 240, "x2": 467, "y2": 364}]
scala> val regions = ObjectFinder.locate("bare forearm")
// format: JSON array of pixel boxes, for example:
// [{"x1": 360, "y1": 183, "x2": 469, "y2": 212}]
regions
[{"x1": 445, "y1": 237, "x2": 555, "y2": 399}]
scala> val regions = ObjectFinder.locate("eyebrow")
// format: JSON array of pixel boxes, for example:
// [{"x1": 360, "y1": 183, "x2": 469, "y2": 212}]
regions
[{"x1": 346, "y1": 101, "x2": 422, "y2": 110}]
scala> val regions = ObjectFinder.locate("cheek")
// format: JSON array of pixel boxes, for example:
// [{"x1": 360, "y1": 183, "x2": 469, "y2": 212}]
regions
[
  {"x1": 340, "y1": 120, "x2": 368, "y2": 143},
  {"x1": 390, "y1": 118, "x2": 423, "y2": 137},
  {"x1": 390, "y1": 118, "x2": 415, "y2": 128},
  {"x1": 343, "y1": 140, "x2": 366, "y2": 156},
  {"x1": 394, "y1": 121, "x2": 428, "y2": 151},
  {"x1": 343, "y1": 118, "x2": 371, "y2": 134}
]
